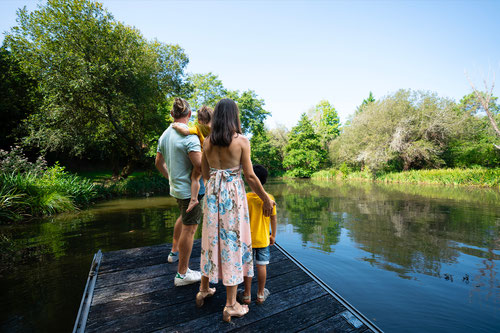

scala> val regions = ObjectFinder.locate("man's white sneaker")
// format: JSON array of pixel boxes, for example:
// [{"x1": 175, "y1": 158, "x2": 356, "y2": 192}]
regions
[
  {"x1": 187, "y1": 268, "x2": 201, "y2": 279},
  {"x1": 167, "y1": 251, "x2": 179, "y2": 263},
  {"x1": 174, "y1": 269, "x2": 201, "y2": 286}
]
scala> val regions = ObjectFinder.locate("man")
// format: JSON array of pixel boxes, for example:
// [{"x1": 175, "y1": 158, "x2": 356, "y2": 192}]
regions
[{"x1": 155, "y1": 97, "x2": 204, "y2": 286}]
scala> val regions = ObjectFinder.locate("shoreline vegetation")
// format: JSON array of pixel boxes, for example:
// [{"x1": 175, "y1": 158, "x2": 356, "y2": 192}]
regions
[
  {"x1": 0, "y1": 148, "x2": 169, "y2": 223},
  {"x1": 311, "y1": 167, "x2": 500, "y2": 188},
  {"x1": 1, "y1": 0, "x2": 499, "y2": 223}
]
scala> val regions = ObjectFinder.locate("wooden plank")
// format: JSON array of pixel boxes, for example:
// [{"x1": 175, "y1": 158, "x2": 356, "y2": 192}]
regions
[
  {"x1": 233, "y1": 295, "x2": 345, "y2": 332},
  {"x1": 99, "y1": 243, "x2": 285, "y2": 275},
  {"x1": 299, "y1": 312, "x2": 369, "y2": 333},
  {"x1": 95, "y1": 249, "x2": 290, "y2": 291},
  {"x1": 98, "y1": 243, "x2": 201, "y2": 274},
  {"x1": 87, "y1": 273, "x2": 316, "y2": 333},
  {"x1": 96, "y1": 262, "x2": 181, "y2": 289},
  {"x1": 160, "y1": 282, "x2": 327, "y2": 333},
  {"x1": 86, "y1": 267, "x2": 310, "y2": 331}
]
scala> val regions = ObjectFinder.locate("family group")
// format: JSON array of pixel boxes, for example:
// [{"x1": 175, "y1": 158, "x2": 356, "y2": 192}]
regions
[{"x1": 155, "y1": 97, "x2": 278, "y2": 322}]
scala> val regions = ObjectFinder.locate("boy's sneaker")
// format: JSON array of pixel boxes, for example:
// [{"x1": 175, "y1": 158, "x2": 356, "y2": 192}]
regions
[
  {"x1": 167, "y1": 251, "x2": 179, "y2": 263},
  {"x1": 174, "y1": 268, "x2": 201, "y2": 286}
]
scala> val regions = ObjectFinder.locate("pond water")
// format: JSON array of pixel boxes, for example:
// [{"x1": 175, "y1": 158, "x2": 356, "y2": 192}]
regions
[{"x1": 1, "y1": 180, "x2": 499, "y2": 332}]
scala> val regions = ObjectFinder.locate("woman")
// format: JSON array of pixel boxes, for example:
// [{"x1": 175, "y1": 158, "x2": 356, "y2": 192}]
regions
[{"x1": 196, "y1": 98, "x2": 274, "y2": 322}]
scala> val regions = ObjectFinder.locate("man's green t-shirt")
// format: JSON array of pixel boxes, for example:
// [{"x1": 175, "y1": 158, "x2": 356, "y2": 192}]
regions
[{"x1": 157, "y1": 123, "x2": 201, "y2": 199}]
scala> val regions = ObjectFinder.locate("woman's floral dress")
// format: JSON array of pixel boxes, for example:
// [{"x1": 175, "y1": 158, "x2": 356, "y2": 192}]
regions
[{"x1": 200, "y1": 166, "x2": 254, "y2": 286}]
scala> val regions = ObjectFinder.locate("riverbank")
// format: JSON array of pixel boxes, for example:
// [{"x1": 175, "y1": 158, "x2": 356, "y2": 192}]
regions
[
  {"x1": 311, "y1": 167, "x2": 500, "y2": 187},
  {"x1": 0, "y1": 168, "x2": 169, "y2": 223}
]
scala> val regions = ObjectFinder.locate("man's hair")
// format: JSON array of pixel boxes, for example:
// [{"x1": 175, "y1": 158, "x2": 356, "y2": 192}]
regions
[
  {"x1": 210, "y1": 98, "x2": 242, "y2": 147},
  {"x1": 253, "y1": 164, "x2": 268, "y2": 186},
  {"x1": 172, "y1": 97, "x2": 190, "y2": 119},
  {"x1": 197, "y1": 105, "x2": 214, "y2": 124}
]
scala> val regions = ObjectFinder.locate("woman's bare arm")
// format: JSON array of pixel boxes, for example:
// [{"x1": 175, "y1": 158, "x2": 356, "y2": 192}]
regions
[
  {"x1": 240, "y1": 137, "x2": 275, "y2": 216},
  {"x1": 201, "y1": 139, "x2": 210, "y2": 181}
]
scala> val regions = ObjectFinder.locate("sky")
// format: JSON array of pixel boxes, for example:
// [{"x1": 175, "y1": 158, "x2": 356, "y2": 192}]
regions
[{"x1": 1, "y1": 0, "x2": 500, "y2": 129}]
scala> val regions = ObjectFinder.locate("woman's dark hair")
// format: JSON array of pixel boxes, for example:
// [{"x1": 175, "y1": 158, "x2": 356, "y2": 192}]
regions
[
  {"x1": 197, "y1": 105, "x2": 213, "y2": 124},
  {"x1": 253, "y1": 164, "x2": 268, "y2": 185},
  {"x1": 171, "y1": 97, "x2": 190, "y2": 119},
  {"x1": 210, "y1": 98, "x2": 242, "y2": 147}
]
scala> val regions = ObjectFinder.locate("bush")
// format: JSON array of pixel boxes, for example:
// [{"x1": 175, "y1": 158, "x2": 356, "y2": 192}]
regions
[{"x1": 0, "y1": 148, "x2": 99, "y2": 223}]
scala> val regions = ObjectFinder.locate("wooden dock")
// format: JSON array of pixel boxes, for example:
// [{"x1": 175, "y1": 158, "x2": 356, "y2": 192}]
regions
[{"x1": 74, "y1": 240, "x2": 382, "y2": 332}]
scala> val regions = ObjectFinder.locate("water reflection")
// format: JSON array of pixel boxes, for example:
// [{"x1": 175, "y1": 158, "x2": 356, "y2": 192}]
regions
[
  {"x1": 267, "y1": 179, "x2": 500, "y2": 332},
  {"x1": 1, "y1": 181, "x2": 499, "y2": 332},
  {"x1": 272, "y1": 179, "x2": 499, "y2": 276}
]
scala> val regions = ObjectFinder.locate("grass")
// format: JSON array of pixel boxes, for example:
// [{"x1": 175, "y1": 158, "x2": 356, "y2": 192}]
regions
[{"x1": 312, "y1": 167, "x2": 500, "y2": 188}]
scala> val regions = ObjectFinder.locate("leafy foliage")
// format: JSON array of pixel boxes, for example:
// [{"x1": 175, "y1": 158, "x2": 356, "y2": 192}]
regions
[
  {"x1": 355, "y1": 91, "x2": 376, "y2": 115},
  {"x1": 330, "y1": 90, "x2": 460, "y2": 171},
  {"x1": 5, "y1": 0, "x2": 191, "y2": 176},
  {"x1": 0, "y1": 48, "x2": 40, "y2": 149},
  {"x1": 283, "y1": 113, "x2": 327, "y2": 177},
  {"x1": 308, "y1": 100, "x2": 340, "y2": 147},
  {"x1": 250, "y1": 130, "x2": 285, "y2": 176},
  {"x1": 187, "y1": 72, "x2": 226, "y2": 111}
]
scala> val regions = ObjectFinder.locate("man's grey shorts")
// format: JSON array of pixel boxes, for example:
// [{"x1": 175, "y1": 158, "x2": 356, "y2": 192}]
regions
[{"x1": 176, "y1": 194, "x2": 204, "y2": 225}]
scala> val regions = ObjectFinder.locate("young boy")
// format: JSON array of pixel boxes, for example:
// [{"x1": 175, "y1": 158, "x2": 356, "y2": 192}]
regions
[
  {"x1": 171, "y1": 105, "x2": 213, "y2": 214},
  {"x1": 240, "y1": 164, "x2": 277, "y2": 304}
]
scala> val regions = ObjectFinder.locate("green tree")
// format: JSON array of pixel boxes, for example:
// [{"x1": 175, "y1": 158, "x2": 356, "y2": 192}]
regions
[
  {"x1": 330, "y1": 90, "x2": 459, "y2": 171},
  {"x1": 308, "y1": 100, "x2": 340, "y2": 147},
  {"x1": 355, "y1": 91, "x2": 376, "y2": 115},
  {"x1": 5, "y1": 0, "x2": 191, "y2": 177},
  {"x1": 250, "y1": 130, "x2": 284, "y2": 176},
  {"x1": 443, "y1": 93, "x2": 500, "y2": 167},
  {"x1": 283, "y1": 113, "x2": 327, "y2": 177},
  {"x1": 0, "y1": 47, "x2": 40, "y2": 149},
  {"x1": 227, "y1": 90, "x2": 270, "y2": 135},
  {"x1": 188, "y1": 72, "x2": 226, "y2": 111}
]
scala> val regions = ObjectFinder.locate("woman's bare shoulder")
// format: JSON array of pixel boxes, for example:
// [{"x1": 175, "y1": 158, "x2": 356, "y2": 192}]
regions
[{"x1": 233, "y1": 134, "x2": 249, "y2": 146}]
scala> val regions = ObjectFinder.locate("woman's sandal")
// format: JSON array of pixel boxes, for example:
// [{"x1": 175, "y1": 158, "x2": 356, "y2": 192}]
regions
[
  {"x1": 195, "y1": 287, "x2": 216, "y2": 308},
  {"x1": 222, "y1": 302, "x2": 249, "y2": 322},
  {"x1": 256, "y1": 288, "x2": 270, "y2": 305}
]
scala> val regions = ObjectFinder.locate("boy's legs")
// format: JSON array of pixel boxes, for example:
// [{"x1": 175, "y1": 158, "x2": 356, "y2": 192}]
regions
[
  {"x1": 253, "y1": 247, "x2": 270, "y2": 298},
  {"x1": 256, "y1": 264, "x2": 267, "y2": 295}
]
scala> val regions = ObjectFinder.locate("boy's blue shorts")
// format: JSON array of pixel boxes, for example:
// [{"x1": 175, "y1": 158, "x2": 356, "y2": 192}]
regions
[{"x1": 253, "y1": 246, "x2": 270, "y2": 265}]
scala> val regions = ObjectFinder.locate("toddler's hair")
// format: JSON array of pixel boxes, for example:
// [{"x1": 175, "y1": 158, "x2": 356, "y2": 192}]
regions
[
  {"x1": 197, "y1": 105, "x2": 214, "y2": 124},
  {"x1": 253, "y1": 164, "x2": 268, "y2": 186},
  {"x1": 172, "y1": 97, "x2": 190, "y2": 119}
]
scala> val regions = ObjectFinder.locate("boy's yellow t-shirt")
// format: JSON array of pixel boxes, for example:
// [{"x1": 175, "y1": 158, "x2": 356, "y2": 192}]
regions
[
  {"x1": 189, "y1": 124, "x2": 211, "y2": 148},
  {"x1": 246, "y1": 192, "x2": 277, "y2": 248}
]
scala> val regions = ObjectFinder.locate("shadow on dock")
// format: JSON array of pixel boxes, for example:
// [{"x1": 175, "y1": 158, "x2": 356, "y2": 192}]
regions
[{"x1": 74, "y1": 240, "x2": 382, "y2": 332}]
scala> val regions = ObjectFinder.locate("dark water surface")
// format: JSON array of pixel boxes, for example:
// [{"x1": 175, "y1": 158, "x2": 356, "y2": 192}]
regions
[{"x1": 1, "y1": 180, "x2": 499, "y2": 332}]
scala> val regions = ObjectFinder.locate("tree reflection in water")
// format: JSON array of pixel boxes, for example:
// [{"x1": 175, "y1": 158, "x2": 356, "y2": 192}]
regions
[{"x1": 269, "y1": 179, "x2": 499, "y2": 283}]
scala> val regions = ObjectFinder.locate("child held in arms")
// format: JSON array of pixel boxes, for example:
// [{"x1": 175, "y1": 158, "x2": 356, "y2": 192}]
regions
[
  {"x1": 239, "y1": 164, "x2": 277, "y2": 304},
  {"x1": 172, "y1": 105, "x2": 213, "y2": 213}
]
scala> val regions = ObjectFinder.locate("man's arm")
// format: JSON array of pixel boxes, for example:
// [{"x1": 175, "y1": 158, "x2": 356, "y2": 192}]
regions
[{"x1": 155, "y1": 152, "x2": 169, "y2": 179}]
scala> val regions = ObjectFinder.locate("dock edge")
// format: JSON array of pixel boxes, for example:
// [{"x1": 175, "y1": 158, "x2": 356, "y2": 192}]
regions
[
  {"x1": 274, "y1": 243, "x2": 384, "y2": 333},
  {"x1": 72, "y1": 250, "x2": 103, "y2": 333}
]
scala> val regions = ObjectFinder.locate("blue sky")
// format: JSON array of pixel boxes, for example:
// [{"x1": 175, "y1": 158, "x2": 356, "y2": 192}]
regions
[{"x1": 1, "y1": 0, "x2": 500, "y2": 129}]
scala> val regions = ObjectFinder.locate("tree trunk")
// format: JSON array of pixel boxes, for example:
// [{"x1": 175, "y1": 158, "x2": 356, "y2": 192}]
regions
[{"x1": 120, "y1": 160, "x2": 134, "y2": 179}]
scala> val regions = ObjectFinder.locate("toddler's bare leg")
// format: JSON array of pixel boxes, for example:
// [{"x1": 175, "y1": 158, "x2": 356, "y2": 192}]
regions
[{"x1": 186, "y1": 172, "x2": 200, "y2": 213}]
